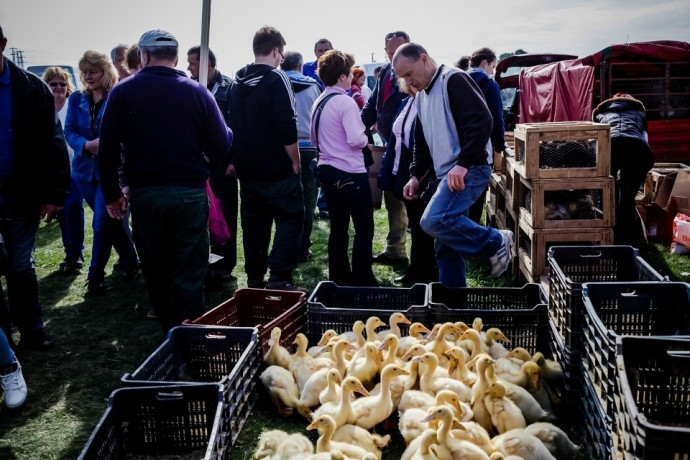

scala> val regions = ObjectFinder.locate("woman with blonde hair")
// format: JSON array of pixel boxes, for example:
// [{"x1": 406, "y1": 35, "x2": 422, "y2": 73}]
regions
[
  {"x1": 64, "y1": 50, "x2": 138, "y2": 294},
  {"x1": 43, "y1": 67, "x2": 85, "y2": 272}
]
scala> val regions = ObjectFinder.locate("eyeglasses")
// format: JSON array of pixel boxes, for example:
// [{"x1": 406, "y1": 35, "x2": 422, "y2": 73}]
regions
[
  {"x1": 385, "y1": 31, "x2": 409, "y2": 41},
  {"x1": 49, "y1": 82, "x2": 68, "y2": 87},
  {"x1": 277, "y1": 49, "x2": 285, "y2": 64}
]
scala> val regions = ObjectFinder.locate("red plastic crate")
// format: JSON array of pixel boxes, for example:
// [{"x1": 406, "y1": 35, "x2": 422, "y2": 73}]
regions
[{"x1": 186, "y1": 288, "x2": 306, "y2": 353}]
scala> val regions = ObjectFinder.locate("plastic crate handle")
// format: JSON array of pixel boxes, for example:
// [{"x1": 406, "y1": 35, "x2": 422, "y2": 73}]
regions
[
  {"x1": 667, "y1": 350, "x2": 690, "y2": 358},
  {"x1": 156, "y1": 391, "x2": 185, "y2": 401}
]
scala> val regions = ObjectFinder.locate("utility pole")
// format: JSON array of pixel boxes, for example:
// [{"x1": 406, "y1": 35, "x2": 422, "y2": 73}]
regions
[{"x1": 9, "y1": 47, "x2": 25, "y2": 68}]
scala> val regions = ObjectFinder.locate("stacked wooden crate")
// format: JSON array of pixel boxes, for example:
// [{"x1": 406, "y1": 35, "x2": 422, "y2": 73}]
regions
[{"x1": 488, "y1": 122, "x2": 614, "y2": 282}]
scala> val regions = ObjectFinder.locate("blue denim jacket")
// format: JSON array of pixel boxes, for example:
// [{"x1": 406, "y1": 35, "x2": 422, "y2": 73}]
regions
[{"x1": 64, "y1": 91, "x2": 106, "y2": 182}]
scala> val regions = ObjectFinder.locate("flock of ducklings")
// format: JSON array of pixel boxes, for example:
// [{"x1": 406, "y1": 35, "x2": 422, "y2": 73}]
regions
[{"x1": 256, "y1": 313, "x2": 580, "y2": 460}]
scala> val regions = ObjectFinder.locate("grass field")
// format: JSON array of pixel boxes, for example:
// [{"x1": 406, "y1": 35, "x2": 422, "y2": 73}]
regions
[{"x1": 0, "y1": 203, "x2": 685, "y2": 459}]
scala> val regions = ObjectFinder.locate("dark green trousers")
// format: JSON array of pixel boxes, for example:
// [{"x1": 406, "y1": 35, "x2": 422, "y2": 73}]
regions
[{"x1": 129, "y1": 185, "x2": 209, "y2": 332}]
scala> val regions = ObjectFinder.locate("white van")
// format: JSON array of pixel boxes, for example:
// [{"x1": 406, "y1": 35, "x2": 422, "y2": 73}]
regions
[{"x1": 357, "y1": 61, "x2": 387, "y2": 90}]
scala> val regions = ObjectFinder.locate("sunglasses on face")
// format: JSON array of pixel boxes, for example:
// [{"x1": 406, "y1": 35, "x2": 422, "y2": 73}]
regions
[
  {"x1": 385, "y1": 31, "x2": 409, "y2": 41},
  {"x1": 49, "y1": 82, "x2": 68, "y2": 87}
]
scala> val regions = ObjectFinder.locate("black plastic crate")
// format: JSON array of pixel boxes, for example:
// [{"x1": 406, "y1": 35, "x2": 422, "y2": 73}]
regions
[
  {"x1": 121, "y1": 325, "x2": 261, "y2": 450},
  {"x1": 581, "y1": 282, "x2": 690, "y2": 418},
  {"x1": 79, "y1": 383, "x2": 225, "y2": 460},
  {"x1": 428, "y1": 283, "x2": 549, "y2": 353},
  {"x1": 581, "y1": 372, "x2": 616, "y2": 460},
  {"x1": 185, "y1": 288, "x2": 307, "y2": 354},
  {"x1": 546, "y1": 316, "x2": 584, "y2": 403},
  {"x1": 548, "y1": 245, "x2": 665, "y2": 352},
  {"x1": 614, "y1": 336, "x2": 690, "y2": 459},
  {"x1": 306, "y1": 281, "x2": 429, "y2": 344}
]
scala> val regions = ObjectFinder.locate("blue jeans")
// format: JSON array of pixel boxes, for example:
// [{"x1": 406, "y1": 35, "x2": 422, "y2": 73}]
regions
[
  {"x1": 0, "y1": 328, "x2": 14, "y2": 365},
  {"x1": 56, "y1": 177, "x2": 85, "y2": 263},
  {"x1": 76, "y1": 179, "x2": 138, "y2": 279},
  {"x1": 420, "y1": 165, "x2": 502, "y2": 287},
  {"x1": 0, "y1": 200, "x2": 43, "y2": 336}
]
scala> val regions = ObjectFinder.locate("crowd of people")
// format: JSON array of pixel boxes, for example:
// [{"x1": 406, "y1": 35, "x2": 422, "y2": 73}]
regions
[{"x1": 0, "y1": 23, "x2": 544, "y2": 410}]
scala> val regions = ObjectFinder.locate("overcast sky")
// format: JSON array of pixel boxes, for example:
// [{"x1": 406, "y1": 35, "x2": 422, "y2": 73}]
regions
[{"x1": 2, "y1": 0, "x2": 689, "y2": 76}]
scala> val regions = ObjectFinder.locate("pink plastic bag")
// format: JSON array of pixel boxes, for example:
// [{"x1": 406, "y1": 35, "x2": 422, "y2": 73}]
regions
[{"x1": 206, "y1": 180, "x2": 231, "y2": 246}]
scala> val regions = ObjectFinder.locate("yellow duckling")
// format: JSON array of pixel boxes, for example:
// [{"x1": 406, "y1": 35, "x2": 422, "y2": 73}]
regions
[
  {"x1": 470, "y1": 355, "x2": 495, "y2": 433},
  {"x1": 484, "y1": 356, "x2": 549, "y2": 424},
  {"x1": 425, "y1": 322, "x2": 464, "y2": 364},
  {"x1": 319, "y1": 368, "x2": 343, "y2": 405},
  {"x1": 352, "y1": 363, "x2": 410, "y2": 430},
  {"x1": 414, "y1": 352, "x2": 471, "y2": 402},
  {"x1": 495, "y1": 347, "x2": 531, "y2": 376},
  {"x1": 460, "y1": 329, "x2": 490, "y2": 360},
  {"x1": 483, "y1": 328, "x2": 511, "y2": 359},
  {"x1": 272, "y1": 432, "x2": 314, "y2": 459},
  {"x1": 263, "y1": 327, "x2": 291, "y2": 369},
  {"x1": 489, "y1": 453, "x2": 525, "y2": 460},
  {"x1": 259, "y1": 365, "x2": 301, "y2": 417},
  {"x1": 524, "y1": 422, "x2": 579, "y2": 459},
  {"x1": 397, "y1": 322, "x2": 432, "y2": 357},
  {"x1": 531, "y1": 351, "x2": 563, "y2": 382},
  {"x1": 290, "y1": 333, "x2": 318, "y2": 394},
  {"x1": 491, "y1": 429, "x2": 556, "y2": 460},
  {"x1": 307, "y1": 415, "x2": 375, "y2": 460},
  {"x1": 483, "y1": 381, "x2": 526, "y2": 434},
  {"x1": 311, "y1": 376, "x2": 369, "y2": 428},
  {"x1": 421, "y1": 405, "x2": 491, "y2": 460},
  {"x1": 403, "y1": 428, "x2": 441, "y2": 460},
  {"x1": 308, "y1": 329, "x2": 339, "y2": 357},
  {"x1": 449, "y1": 420, "x2": 494, "y2": 456},
  {"x1": 376, "y1": 312, "x2": 412, "y2": 340},
  {"x1": 252, "y1": 429, "x2": 289, "y2": 459},
  {"x1": 346, "y1": 342, "x2": 381, "y2": 390},
  {"x1": 338, "y1": 320, "x2": 367, "y2": 350},
  {"x1": 445, "y1": 346, "x2": 477, "y2": 387},
  {"x1": 378, "y1": 333, "x2": 404, "y2": 369},
  {"x1": 332, "y1": 424, "x2": 390, "y2": 460}
]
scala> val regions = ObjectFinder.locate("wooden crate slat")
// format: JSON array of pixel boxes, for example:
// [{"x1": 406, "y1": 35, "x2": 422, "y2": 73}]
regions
[
  {"x1": 513, "y1": 122, "x2": 611, "y2": 179},
  {"x1": 516, "y1": 176, "x2": 615, "y2": 229},
  {"x1": 517, "y1": 221, "x2": 614, "y2": 282}
]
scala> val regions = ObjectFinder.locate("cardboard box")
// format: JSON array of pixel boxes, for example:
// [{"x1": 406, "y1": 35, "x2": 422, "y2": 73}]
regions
[{"x1": 645, "y1": 170, "x2": 690, "y2": 241}]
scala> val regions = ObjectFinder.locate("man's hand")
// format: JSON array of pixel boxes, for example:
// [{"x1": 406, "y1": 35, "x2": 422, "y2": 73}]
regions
[
  {"x1": 40, "y1": 204, "x2": 63, "y2": 223},
  {"x1": 447, "y1": 165, "x2": 468, "y2": 191},
  {"x1": 225, "y1": 164, "x2": 236, "y2": 177},
  {"x1": 292, "y1": 161, "x2": 301, "y2": 175},
  {"x1": 106, "y1": 196, "x2": 128, "y2": 220},
  {"x1": 403, "y1": 176, "x2": 420, "y2": 201},
  {"x1": 85, "y1": 138, "x2": 100, "y2": 156}
]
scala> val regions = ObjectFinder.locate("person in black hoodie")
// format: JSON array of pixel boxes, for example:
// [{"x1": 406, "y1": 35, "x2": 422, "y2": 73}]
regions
[
  {"x1": 227, "y1": 26, "x2": 306, "y2": 292},
  {"x1": 593, "y1": 93, "x2": 654, "y2": 244}
]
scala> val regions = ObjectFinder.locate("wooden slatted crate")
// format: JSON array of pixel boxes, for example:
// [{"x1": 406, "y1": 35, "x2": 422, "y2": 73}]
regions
[
  {"x1": 514, "y1": 122, "x2": 611, "y2": 179},
  {"x1": 515, "y1": 175, "x2": 615, "y2": 229},
  {"x1": 517, "y1": 220, "x2": 614, "y2": 283}
]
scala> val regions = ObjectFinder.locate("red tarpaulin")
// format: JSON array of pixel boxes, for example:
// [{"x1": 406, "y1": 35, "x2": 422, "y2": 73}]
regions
[{"x1": 519, "y1": 41, "x2": 690, "y2": 123}]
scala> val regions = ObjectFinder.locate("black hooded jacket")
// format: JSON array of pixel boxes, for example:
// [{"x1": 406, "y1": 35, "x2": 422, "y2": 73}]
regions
[
  {"x1": 227, "y1": 64, "x2": 298, "y2": 182},
  {"x1": 593, "y1": 95, "x2": 648, "y2": 141}
]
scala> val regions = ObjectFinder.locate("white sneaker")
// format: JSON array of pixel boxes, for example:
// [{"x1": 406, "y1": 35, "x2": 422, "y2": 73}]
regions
[
  {"x1": 1, "y1": 361, "x2": 27, "y2": 409},
  {"x1": 490, "y1": 229, "x2": 514, "y2": 278}
]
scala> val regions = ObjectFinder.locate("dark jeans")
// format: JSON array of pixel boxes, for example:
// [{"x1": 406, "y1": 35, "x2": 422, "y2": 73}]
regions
[
  {"x1": 56, "y1": 177, "x2": 85, "y2": 263},
  {"x1": 318, "y1": 164, "x2": 377, "y2": 286},
  {"x1": 240, "y1": 174, "x2": 304, "y2": 283},
  {"x1": 404, "y1": 197, "x2": 438, "y2": 282},
  {"x1": 209, "y1": 175, "x2": 238, "y2": 273},
  {"x1": 611, "y1": 137, "x2": 654, "y2": 244},
  {"x1": 129, "y1": 185, "x2": 209, "y2": 332},
  {"x1": 0, "y1": 199, "x2": 43, "y2": 336},
  {"x1": 300, "y1": 148, "x2": 319, "y2": 253}
]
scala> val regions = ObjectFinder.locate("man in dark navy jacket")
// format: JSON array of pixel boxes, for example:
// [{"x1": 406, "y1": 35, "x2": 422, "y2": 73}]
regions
[{"x1": 99, "y1": 29, "x2": 232, "y2": 332}]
